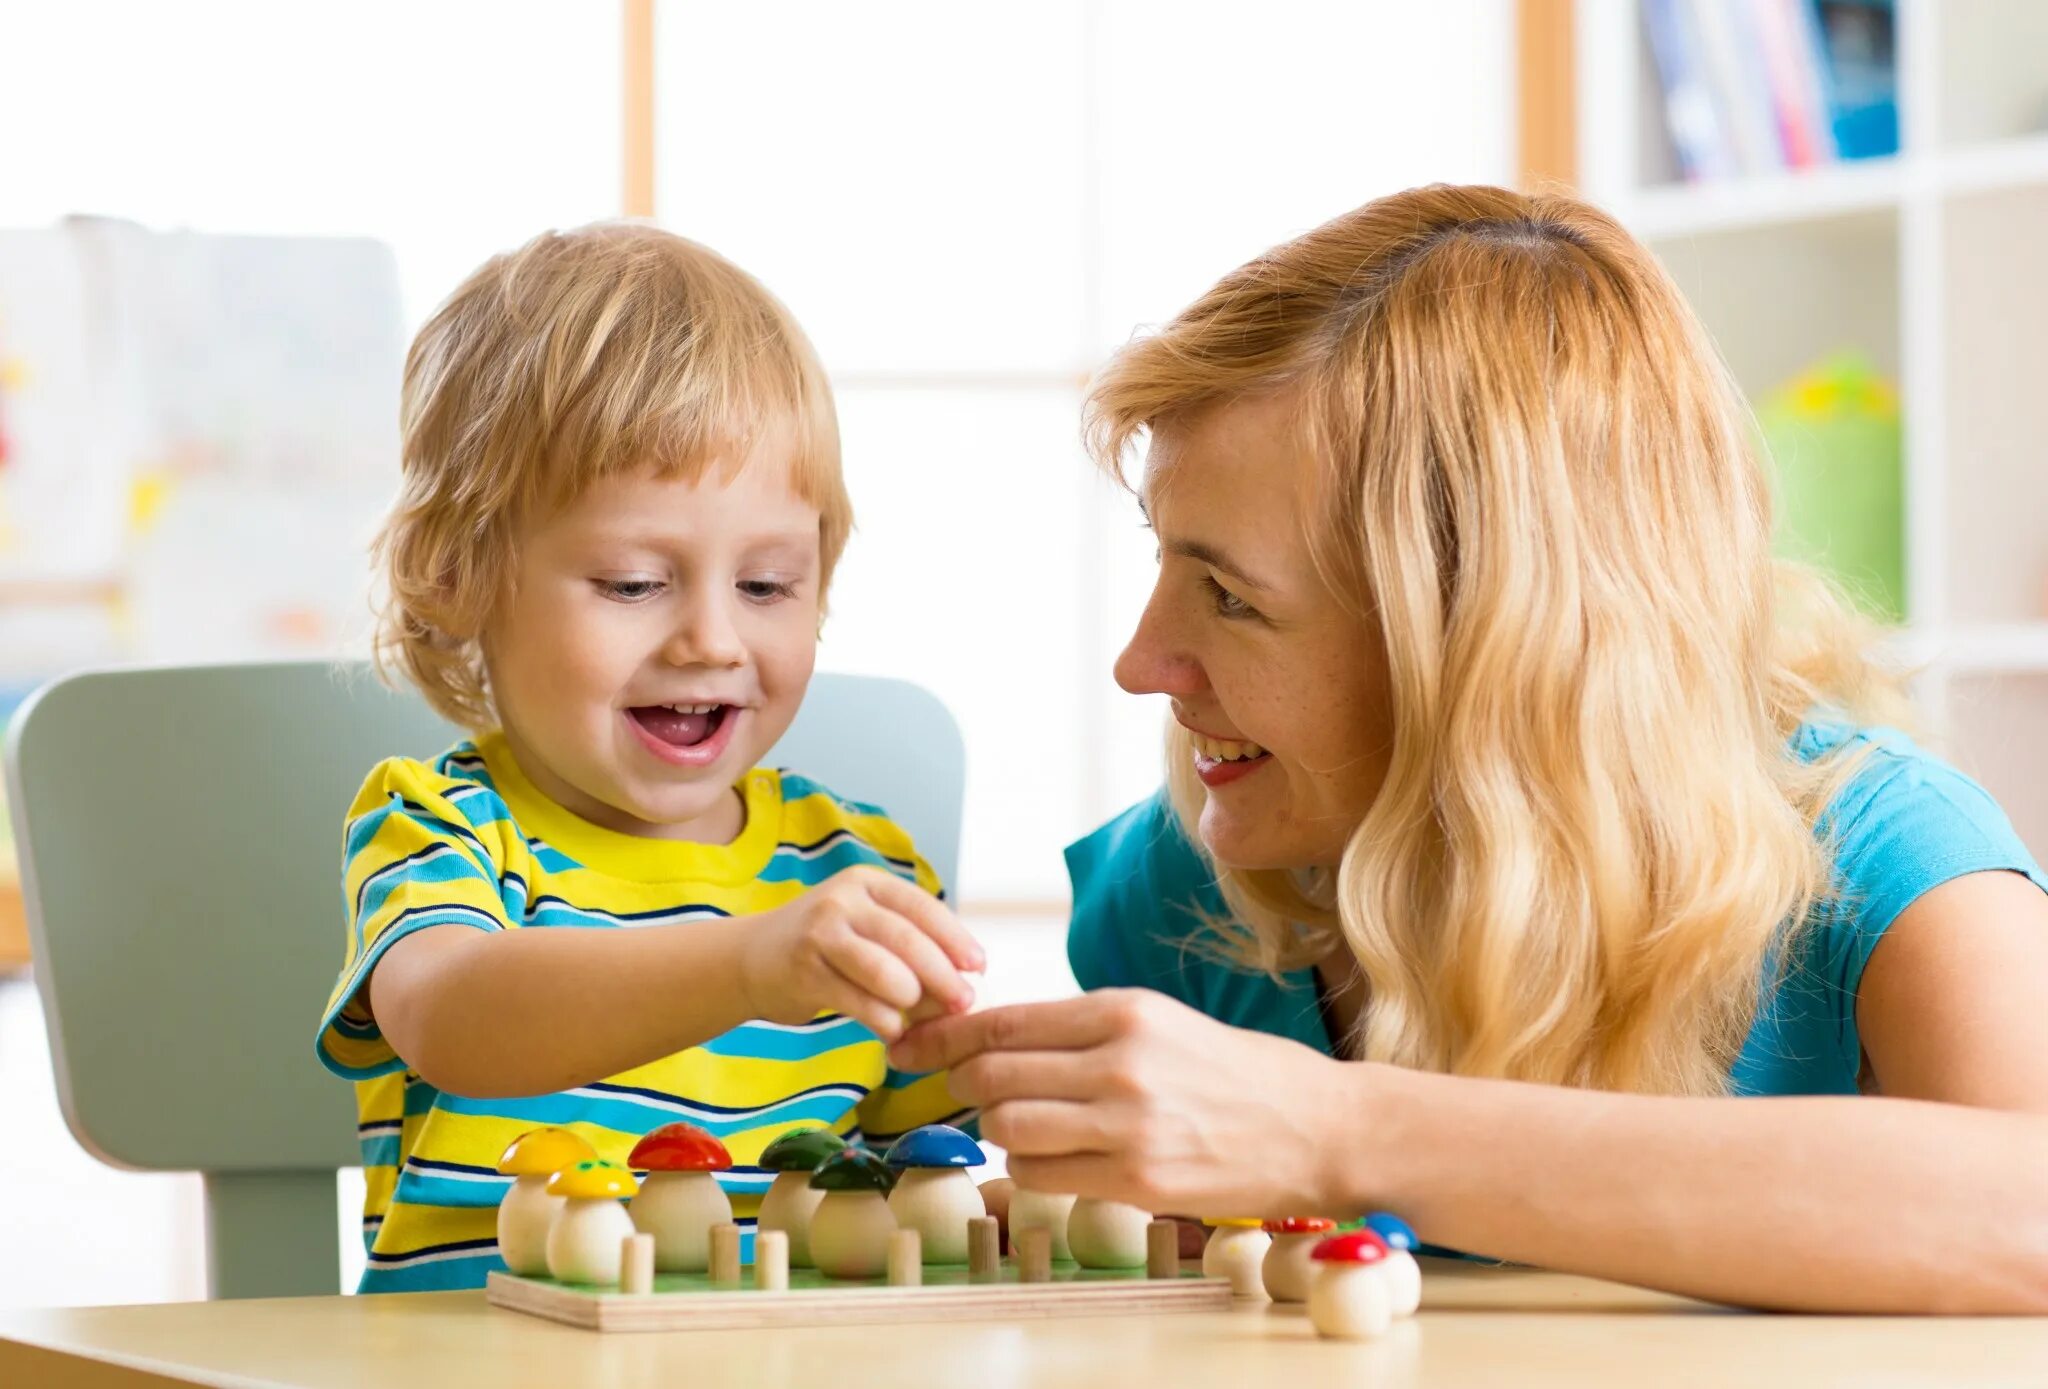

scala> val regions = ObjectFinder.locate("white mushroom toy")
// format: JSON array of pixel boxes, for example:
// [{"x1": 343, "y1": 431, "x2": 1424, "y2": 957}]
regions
[
  {"x1": 807, "y1": 1147, "x2": 900, "y2": 1278},
  {"x1": 755, "y1": 1126, "x2": 847, "y2": 1267},
  {"x1": 544, "y1": 1158, "x2": 640, "y2": 1285},
  {"x1": 626, "y1": 1122, "x2": 734, "y2": 1273},
  {"x1": 1307, "y1": 1230, "x2": 1396, "y2": 1340},
  {"x1": 1259, "y1": 1216, "x2": 1338, "y2": 1302},
  {"x1": 884, "y1": 1123, "x2": 986, "y2": 1263},
  {"x1": 1200, "y1": 1218, "x2": 1271, "y2": 1297},
  {"x1": 1065, "y1": 1196, "x2": 1153, "y2": 1269},
  {"x1": 493, "y1": 1127, "x2": 597, "y2": 1277},
  {"x1": 1364, "y1": 1211, "x2": 1423, "y2": 1317},
  {"x1": 1006, "y1": 1188, "x2": 1077, "y2": 1261}
]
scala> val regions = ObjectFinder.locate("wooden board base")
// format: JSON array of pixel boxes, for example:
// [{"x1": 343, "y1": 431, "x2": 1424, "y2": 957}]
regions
[{"x1": 488, "y1": 1260, "x2": 1232, "y2": 1332}]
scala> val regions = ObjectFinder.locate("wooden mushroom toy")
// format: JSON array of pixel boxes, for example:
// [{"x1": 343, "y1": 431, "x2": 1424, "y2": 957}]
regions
[
  {"x1": 1065, "y1": 1196, "x2": 1152, "y2": 1269},
  {"x1": 756, "y1": 1126, "x2": 847, "y2": 1267},
  {"x1": 807, "y1": 1147, "x2": 899, "y2": 1278},
  {"x1": 1006, "y1": 1188, "x2": 1077, "y2": 1261},
  {"x1": 1259, "y1": 1217, "x2": 1337, "y2": 1302},
  {"x1": 883, "y1": 1123, "x2": 986, "y2": 1264},
  {"x1": 1200, "y1": 1218, "x2": 1271, "y2": 1297},
  {"x1": 1307, "y1": 1230, "x2": 1394, "y2": 1340},
  {"x1": 1365, "y1": 1212, "x2": 1423, "y2": 1317},
  {"x1": 494, "y1": 1127, "x2": 597, "y2": 1277},
  {"x1": 544, "y1": 1159, "x2": 640, "y2": 1285},
  {"x1": 627, "y1": 1122, "x2": 734, "y2": 1272}
]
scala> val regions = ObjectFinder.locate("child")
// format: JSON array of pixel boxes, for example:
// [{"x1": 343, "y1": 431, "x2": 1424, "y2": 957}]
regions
[{"x1": 316, "y1": 224, "x2": 983, "y2": 1293}]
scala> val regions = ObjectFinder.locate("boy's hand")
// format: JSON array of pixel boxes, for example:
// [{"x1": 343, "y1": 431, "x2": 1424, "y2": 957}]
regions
[{"x1": 738, "y1": 866, "x2": 984, "y2": 1042}]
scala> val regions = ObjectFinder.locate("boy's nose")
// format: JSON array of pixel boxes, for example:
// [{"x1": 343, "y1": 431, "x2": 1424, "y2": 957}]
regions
[{"x1": 662, "y1": 600, "x2": 746, "y2": 668}]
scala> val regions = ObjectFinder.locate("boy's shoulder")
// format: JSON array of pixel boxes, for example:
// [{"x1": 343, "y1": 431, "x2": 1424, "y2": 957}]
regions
[
  {"x1": 349, "y1": 739, "x2": 504, "y2": 815},
  {"x1": 345, "y1": 739, "x2": 523, "y2": 863}
]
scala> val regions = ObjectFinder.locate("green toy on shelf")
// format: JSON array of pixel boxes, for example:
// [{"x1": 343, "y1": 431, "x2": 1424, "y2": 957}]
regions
[{"x1": 1761, "y1": 352, "x2": 1905, "y2": 624}]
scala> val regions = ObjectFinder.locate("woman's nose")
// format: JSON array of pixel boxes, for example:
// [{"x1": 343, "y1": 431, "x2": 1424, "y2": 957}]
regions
[{"x1": 1114, "y1": 597, "x2": 1204, "y2": 698}]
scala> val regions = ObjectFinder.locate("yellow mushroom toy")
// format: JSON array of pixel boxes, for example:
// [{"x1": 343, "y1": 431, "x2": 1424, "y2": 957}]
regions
[
  {"x1": 494, "y1": 1127, "x2": 598, "y2": 1276},
  {"x1": 545, "y1": 1159, "x2": 641, "y2": 1285}
]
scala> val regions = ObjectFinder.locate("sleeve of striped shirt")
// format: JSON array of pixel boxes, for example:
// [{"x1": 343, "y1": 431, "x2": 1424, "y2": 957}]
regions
[
  {"x1": 316, "y1": 757, "x2": 513, "y2": 1080},
  {"x1": 856, "y1": 1064, "x2": 979, "y2": 1147}
]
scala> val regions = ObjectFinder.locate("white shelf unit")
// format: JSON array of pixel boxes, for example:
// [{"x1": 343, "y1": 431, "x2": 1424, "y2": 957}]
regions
[{"x1": 1574, "y1": 0, "x2": 2048, "y2": 856}]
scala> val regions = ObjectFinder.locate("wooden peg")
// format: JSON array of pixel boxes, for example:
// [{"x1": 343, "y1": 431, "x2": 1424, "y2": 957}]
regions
[
  {"x1": 1017, "y1": 1225, "x2": 1053, "y2": 1283},
  {"x1": 968, "y1": 1215, "x2": 1002, "y2": 1281},
  {"x1": 888, "y1": 1228, "x2": 924, "y2": 1287},
  {"x1": 709, "y1": 1222, "x2": 742, "y2": 1285},
  {"x1": 1147, "y1": 1219, "x2": 1181, "y2": 1280},
  {"x1": 620, "y1": 1232, "x2": 655, "y2": 1295},
  {"x1": 754, "y1": 1229, "x2": 789, "y2": 1291}
]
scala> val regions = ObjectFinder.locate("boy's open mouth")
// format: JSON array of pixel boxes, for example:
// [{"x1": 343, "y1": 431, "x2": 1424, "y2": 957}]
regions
[{"x1": 627, "y1": 703, "x2": 733, "y2": 750}]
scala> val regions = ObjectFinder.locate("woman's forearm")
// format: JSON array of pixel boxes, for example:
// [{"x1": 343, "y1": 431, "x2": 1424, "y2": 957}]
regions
[
  {"x1": 369, "y1": 921, "x2": 758, "y2": 1098},
  {"x1": 1344, "y1": 1065, "x2": 2048, "y2": 1313}
]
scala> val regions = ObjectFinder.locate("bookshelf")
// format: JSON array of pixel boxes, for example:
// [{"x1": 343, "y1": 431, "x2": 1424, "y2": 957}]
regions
[{"x1": 1569, "y1": 0, "x2": 2048, "y2": 855}]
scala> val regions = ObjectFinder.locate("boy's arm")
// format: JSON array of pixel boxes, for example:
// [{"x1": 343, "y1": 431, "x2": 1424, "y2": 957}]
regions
[{"x1": 369, "y1": 865, "x2": 983, "y2": 1098}]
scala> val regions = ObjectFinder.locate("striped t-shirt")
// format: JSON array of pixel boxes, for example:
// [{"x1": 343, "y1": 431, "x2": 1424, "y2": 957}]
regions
[{"x1": 315, "y1": 731, "x2": 972, "y2": 1293}]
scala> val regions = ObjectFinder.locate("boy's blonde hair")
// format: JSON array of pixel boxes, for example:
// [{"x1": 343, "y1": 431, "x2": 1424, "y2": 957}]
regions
[
  {"x1": 1086, "y1": 184, "x2": 1912, "y2": 1098},
  {"x1": 374, "y1": 222, "x2": 847, "y2": 728}
]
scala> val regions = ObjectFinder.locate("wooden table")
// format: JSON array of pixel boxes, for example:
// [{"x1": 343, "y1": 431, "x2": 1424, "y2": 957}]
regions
[{"x1": 3, "y1": 1259, "x2": 2045, "y2": 1388}]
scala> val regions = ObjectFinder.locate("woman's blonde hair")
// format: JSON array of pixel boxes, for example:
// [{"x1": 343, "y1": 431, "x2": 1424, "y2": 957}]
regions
[
  {"x1": 374, "y1": 222, "x2": 847, "y2": 729},
  {"x1": 1085, "y1": 184, "x2": 1911, "y2": 1097}
]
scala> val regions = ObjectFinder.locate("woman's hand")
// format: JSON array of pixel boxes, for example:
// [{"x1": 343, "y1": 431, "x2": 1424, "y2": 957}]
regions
[{"x1": 891, "y1": 988, "x2": 1372, "y2": 1218}]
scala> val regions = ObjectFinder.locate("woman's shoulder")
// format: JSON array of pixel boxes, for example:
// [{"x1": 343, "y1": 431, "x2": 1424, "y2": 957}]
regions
[
  {"x1": 1799, "y1": 720, "x2": 2045, "y2": 911},
  {"x1": 1063, "y1": 790, "x2": 1224, "y2": 992},
  {"x1": 1789, "y1": 717, "x2": 2047, "y2": 994}
]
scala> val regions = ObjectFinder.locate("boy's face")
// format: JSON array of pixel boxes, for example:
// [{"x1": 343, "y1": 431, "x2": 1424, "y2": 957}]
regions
[{"x1": 482, "y1": 447, "x2": 822, "y2": 841}]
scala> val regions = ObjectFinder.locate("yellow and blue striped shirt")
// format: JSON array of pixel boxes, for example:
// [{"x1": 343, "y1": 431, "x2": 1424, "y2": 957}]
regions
[{"x1": 316, "y1": 732, "x2": 971, "y2": 1293}]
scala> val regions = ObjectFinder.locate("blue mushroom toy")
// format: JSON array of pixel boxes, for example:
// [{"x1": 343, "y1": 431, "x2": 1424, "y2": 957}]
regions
[{"x1": 883, "y1": 1124, "x2": 986, "y2": 1264}]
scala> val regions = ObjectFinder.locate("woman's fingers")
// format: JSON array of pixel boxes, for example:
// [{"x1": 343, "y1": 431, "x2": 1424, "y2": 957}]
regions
[
  {"x1": 949, "y1": 1047, "x2": 1116, "y2": 1107},
  {"x1": 978, "y1": 1099, "x2": 1114, "y2": 1157},
  {"x1": 890, "y1": 991, "x2": 1147, "y2": 1072},
  {"x1": 1003, "y1": 1152, "x2": 1130, "y2": 1204}
]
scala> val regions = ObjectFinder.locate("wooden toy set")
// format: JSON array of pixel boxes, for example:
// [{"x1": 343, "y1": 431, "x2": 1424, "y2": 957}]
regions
[{"x1": 483, "y1": 1121, "x2": 1421, "y2": 1339}]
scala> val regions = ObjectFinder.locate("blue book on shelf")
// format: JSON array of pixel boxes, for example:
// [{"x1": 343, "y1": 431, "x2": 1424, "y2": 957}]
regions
[{"x1": 1806, "y1": 0, "x2": 1899, "y2": 159}]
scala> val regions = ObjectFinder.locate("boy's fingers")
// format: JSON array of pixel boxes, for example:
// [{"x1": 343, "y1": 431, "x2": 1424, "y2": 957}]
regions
[
  {"x1": 812, "y1": 969, "x2": 906, "y2": 1043},
  {"x1": 850, "y1": 906, "x2": 974, "y2": 1012},
  {"x1": 819, "y1": 929, "x2": 924, "y2": 1012},
  {"x1": 858, "y1": 871, "x2": 986, "y2": 973}
]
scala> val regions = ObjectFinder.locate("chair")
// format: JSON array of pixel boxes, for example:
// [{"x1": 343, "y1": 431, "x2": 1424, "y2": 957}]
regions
[{"x1": 3, "y1": 660, "x2": 965, "y2": 1298}]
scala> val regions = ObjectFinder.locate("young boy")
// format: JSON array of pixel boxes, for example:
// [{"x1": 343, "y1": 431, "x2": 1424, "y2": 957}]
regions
[{"x1": 315, "y1": 224, "x2": 983, "y2": 1293}]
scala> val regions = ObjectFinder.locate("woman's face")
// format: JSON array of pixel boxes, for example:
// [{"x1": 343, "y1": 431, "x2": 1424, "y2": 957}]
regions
[{"x1": 1115, "y1": 389, "x2": 1394, "y2": 870}]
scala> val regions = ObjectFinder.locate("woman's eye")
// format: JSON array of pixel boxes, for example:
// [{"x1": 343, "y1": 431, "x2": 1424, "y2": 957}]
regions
[
  {"x1": 595, "y1": 578, "x2": 664, "y2": 602},
  {"x1": 1202, "y1": 574, "x2": 1258, "y2": 620},
  {"x1": 739, "y1": 579, "x2": 797, "y2": 603}
]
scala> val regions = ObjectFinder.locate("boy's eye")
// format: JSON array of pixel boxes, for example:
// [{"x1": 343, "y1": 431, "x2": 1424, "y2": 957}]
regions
[
  {"x1": 595, "y1": 578, "x2": 664, "y2": 602},
  {"x1": 1202, "y1": 574, "x2": 1258, "y2": 621},
  {"x1": 738, "y1": 579, "x2": 798, "y2": 603}
]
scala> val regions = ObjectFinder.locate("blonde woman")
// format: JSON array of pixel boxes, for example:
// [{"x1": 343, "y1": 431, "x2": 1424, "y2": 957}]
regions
[{"x1": 893, "y1": 185, "x2": 2048, "y2": 1312}]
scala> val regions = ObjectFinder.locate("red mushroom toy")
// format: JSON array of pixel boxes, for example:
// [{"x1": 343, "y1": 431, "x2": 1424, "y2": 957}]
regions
[{"x1": 627, "y1": 1122, "x2": 733, "y2": 1273}]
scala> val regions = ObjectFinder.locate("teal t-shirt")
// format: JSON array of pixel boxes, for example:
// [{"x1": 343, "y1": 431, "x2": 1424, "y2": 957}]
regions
[{"x1": 1065, "y1": 723, "x2": 2047, "y2": 1095}]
